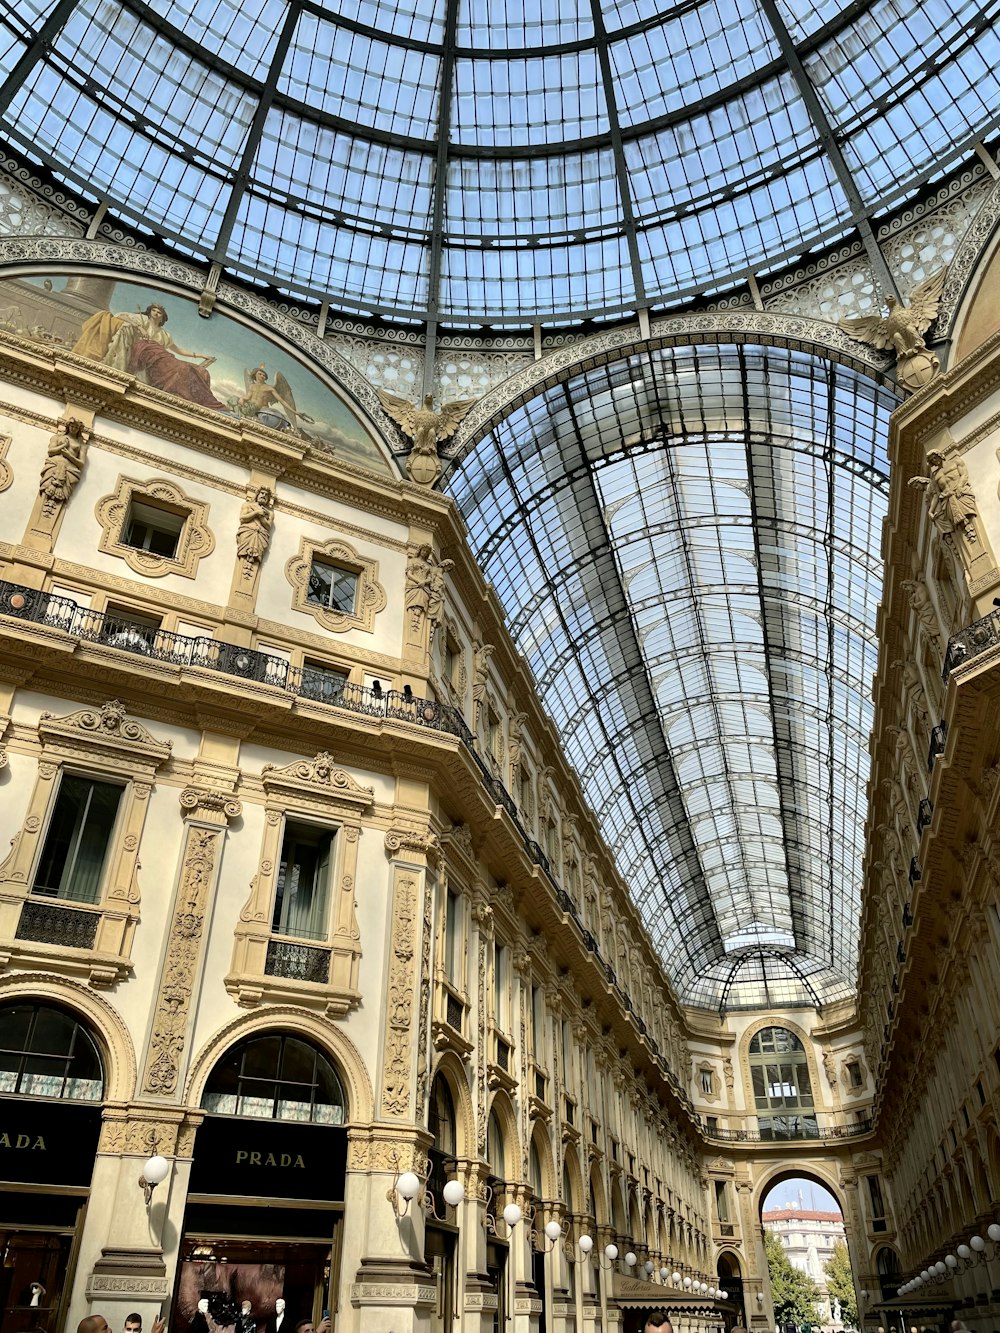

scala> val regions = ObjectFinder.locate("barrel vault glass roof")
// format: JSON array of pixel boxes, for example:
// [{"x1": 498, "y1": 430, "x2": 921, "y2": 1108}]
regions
[
  {"x1": 445, "y1": 344, "x2": 898, "y2": 1009},
  {"x1": 0, "y1": 0, "x2": 997, "y2": 325}
]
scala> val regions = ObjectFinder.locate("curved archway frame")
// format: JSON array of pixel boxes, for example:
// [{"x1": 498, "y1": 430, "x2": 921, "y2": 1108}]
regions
[
  {"x1": 185, "y1": 1005, "x2": 375, "y2": 1126},
  {"x1": 429, "y1": 1050, "x2": 477, "y2": 1161},
  {"x1": 738, "y1": 1016, "x2": 829, "y2": 1132},
  {"x1": 754, "y1": 1161, "x2": 849, "y2": 1233},
  {"x1": 485, "y1": 1087, "x2": 522, "y2": 1184},
  {"x1": 445, "y1": 315, "x2": 899, "y2": 477},
  {"x1": 0, "y1": 971, "x2": 137, "y2": 1102}
]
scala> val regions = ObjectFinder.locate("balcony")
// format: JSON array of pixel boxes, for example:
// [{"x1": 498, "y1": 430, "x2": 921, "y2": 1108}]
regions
[
  {"x1": 264, "y1": 938, "x2": 332, "y2": 984},
  {"x1": 703, "y1": 1114, "x2": 873, "y2": 1143}
]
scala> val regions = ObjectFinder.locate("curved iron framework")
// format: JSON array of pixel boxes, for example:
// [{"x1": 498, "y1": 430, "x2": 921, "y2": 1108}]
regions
[
  {"x1": 0, "y1": 0, "x2": 996, "y2": 335},
  {"x1": 445, "y1": 341, "x2": 898, "y2": 1010}
]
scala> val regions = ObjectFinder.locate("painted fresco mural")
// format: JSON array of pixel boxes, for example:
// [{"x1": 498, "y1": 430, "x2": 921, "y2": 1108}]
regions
[{"x1": 0, "y1": 271, "x2": 392, "y2": 474}]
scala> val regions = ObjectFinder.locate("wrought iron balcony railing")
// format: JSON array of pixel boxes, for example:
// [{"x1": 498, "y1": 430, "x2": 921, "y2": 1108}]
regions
[
  {"x1": 703, "y1": 1115, "x2": 873, "y2": 1143},
  {"x1": 0, "y1": 577, "x2": 696, "y2": 1113}
]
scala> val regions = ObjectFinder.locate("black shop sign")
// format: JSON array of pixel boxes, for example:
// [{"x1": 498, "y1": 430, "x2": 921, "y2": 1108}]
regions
[
  {"x1": 190, "y1": 1115, "x2": 347, "y2": 1202},
  {"x1": 0, "y1": 1097, "x2": 102, "y2": 1186}
]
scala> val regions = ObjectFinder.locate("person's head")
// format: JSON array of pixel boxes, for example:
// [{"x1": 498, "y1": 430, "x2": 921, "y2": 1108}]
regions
[
  {"x1": 252, "y1": 367, "x2": 267, "y2": 383},
  {"x1": 295, "y1": 1321, "x2": 313, "y2": 1333},
  {"x1": 144, "y1": 303, "x2": 168, "y2": 326},
  {"x1": 79, "y1": 1318, "x2": 111, "y2": 1333},
  {"x1": 197, "y1": 1301, "x2": 209, "y2": 1315},
  {"x1": 274, "y1": 1303, "x2": 285, "y2": 1316},
  {"x1": 644, "y1": 1315, "x2": 673, "y2": 1333},
  {"x1": 124, "y1": 1315, "x2": 142, "y2": 1333}
]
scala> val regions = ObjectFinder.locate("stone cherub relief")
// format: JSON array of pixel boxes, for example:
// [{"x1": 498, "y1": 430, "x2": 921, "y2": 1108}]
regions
[
  {"x1": 378, "y1": 391, "x2": 476, "y2": 487},
  {"x1": 38, "y1": 416, "x2": 88, "y2": 516},
  {"x1": 840, "y1": 268, "x2": 947, "y2": 392}
]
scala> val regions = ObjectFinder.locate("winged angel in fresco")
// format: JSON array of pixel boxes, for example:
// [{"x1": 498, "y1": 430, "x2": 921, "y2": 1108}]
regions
[
  {"x1": 232, "y1": 363, "x2": 315, "y2": 435},
  {"x1": 378, "y1": 391, "x2": 477, "y2": 486},
  {"x1": 839, "y1": 268, "x2": 947, "y2": 391}
]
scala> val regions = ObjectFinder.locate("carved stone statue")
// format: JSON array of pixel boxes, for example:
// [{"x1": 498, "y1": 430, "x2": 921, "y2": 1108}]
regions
[
  {"x1": 236, "y1": 484, "x2": 274, "y2": 573},
  {"x1": 39, "y1": 417, "x2": 88, "y2": 515},
  {"x1": 405, "y1": 543, "x2": 454, "y2": 639},
  {"x1": 471, "y1": 639, "x2": 494, "y2": 728},
  {"x1": 908, "y1": 450, "x2": 978, "y2": 542},
  {"x1": 378, "y1": 391, "x2": 476, "y2": 486},
  {"x1": 509, "y1": 710, "x2": 528, "y2": 787},
  {"x1": 840, "y1": 269, "x2": 947, "y2": 391},
  {"x1": 901, "y1": 576, "x2": 940, "y2": 647}
]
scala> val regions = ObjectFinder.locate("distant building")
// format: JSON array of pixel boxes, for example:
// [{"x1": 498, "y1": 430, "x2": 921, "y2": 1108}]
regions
[{"x1": 763, "y1": 1205, "x2": 849, "y2": 1331}]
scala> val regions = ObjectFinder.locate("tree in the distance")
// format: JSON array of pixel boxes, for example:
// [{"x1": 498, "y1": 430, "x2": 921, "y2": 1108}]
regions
[
  {"x1": 824, "y1": 1240, "x2": 859, "y2": 1330},
  {"x1": 765, "y1": 1230, "x2": 823, "y2": 1329}
]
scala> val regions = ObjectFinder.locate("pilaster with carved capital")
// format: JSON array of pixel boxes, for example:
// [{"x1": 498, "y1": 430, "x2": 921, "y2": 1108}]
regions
[{"x1": 140, "y1": 786, "x2": 241, "y2": 1098}]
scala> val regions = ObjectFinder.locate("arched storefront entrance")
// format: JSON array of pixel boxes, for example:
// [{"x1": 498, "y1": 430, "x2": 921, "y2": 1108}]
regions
[
  {"x1": 174, "y1": 1032, "x2": 349, "y2": 1333},
  {"x1": 718, "y1": 1251, "x2": 745, "y2": 1330},
  {"x1": 0, "y1": 1000, "x2": 105, "y2": 1333}
]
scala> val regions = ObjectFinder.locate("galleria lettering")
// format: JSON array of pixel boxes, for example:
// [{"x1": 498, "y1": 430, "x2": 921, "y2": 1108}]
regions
[
  {"x1": 234, "y1": 1150, "x2": 306, "y2": 1168},
  {"x1": 0, "y1": 1133, "x2": 46, "y2": 1150}
]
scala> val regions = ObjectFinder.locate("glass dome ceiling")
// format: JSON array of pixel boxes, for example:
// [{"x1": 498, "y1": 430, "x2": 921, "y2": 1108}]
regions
[
  {"x1": 445, "y1": 343, "x2": 898, "y2": 1010},
  {"x1": 0, "y1": 0, "x2": 997, "y2": 325}
]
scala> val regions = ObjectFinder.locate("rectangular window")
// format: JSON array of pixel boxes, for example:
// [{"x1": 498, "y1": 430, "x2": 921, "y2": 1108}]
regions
[
  {"x1": 715, "y1": 1179, "x2": 730, "y2": 1223},
  {"x1": 307, "y1": 558, "x2": 358, "y2": 614},
  {"x1": 123, "y1": 498, "x2": 187, "y2": 557},
  {"x1": 847, "y1": 1060, "x2": 863, "y2": 1088},
  {"x1": 444, "y1": 888, "x2": 461, "y2": 981},
  {"x1": 272, "y1": 821, "x2": 334, "y2": 941},
  {"x1": 494, "y1": 942, "x2": 508, "y2": 1029},
  {"x1": 866, "y1": 1174, "x2": 885, "y2": 1220},
  {"x1": 700, "y1": 1069, "x2": 713, "y2": 1095},
  {"x1": 301, "y1": 658, "x2": 349, "y2": 704},
  {"x1": 531, "y1": 985, "x2": 544, "y2": 1057},
  {"x1": 33, "y1": 775, "x2": 124, "y2": 904},
  {"x1": 487, "y1": 708, "x2": 501, "y2": 759}
]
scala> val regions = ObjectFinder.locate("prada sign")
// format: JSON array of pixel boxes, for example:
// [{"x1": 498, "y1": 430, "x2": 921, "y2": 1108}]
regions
[
  {"x1": 191, "y1": 1116, "x2": 347, "y2": 1202},
  {"x1": 0, "y1": 1098, "x2": 102, "y2": 1186}
]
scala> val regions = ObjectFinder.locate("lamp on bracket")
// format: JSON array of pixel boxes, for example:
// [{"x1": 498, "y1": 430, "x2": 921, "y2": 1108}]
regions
[{"x1": 138, "y1": 1154, "x2": 171, "y2": 1208}]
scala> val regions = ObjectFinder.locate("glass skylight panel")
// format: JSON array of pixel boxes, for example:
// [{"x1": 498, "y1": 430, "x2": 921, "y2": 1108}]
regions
[
  {"x1": 456, "y1": 0, "x2": 594, "y2": 47},
  {"x1": 333, "y1": 0, "x2": 445, "y2": 43},
  {"x1": 157, "y1": 0, "x2": 287, "y2": 77},
  {"x1": 453, "y1": 152, "x2": 619, "y2": 243},
  {"x1": 451, "y1": 51, "x2": 607, "y2": 147},
  {"x1": 282, "y1": 17, "x2": 441, "y2": 138},
  {"x1": 610, "y1": 3, "x2": 780, "y2": 124}
]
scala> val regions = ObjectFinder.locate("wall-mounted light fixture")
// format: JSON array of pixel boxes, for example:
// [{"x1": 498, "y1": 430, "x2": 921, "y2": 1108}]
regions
[{"x1": 138, "y1": 1154, "x2": 170, "y2": 1208}]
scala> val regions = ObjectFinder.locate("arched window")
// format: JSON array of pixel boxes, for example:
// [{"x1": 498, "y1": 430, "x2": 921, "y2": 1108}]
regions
[
  {"x1": 877, "y1": 1246, "x2": 901, "y2": 1300},
  {"x1": 487, "y1": 1108, "x2": 506, "y2": 1179},
  {"x1": 747, "y1": 1027, "x2": 816, "y2": 1140},
  {"x1": 429, "y1": 1073, "x2": 457, "y2": 1156},
  {"x1": 202, "y1": 1032, "x2": 345, "y2": 1124},
  {"x1": 0, "y1": 1001, "x2": 103, "y2": 1100}
]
